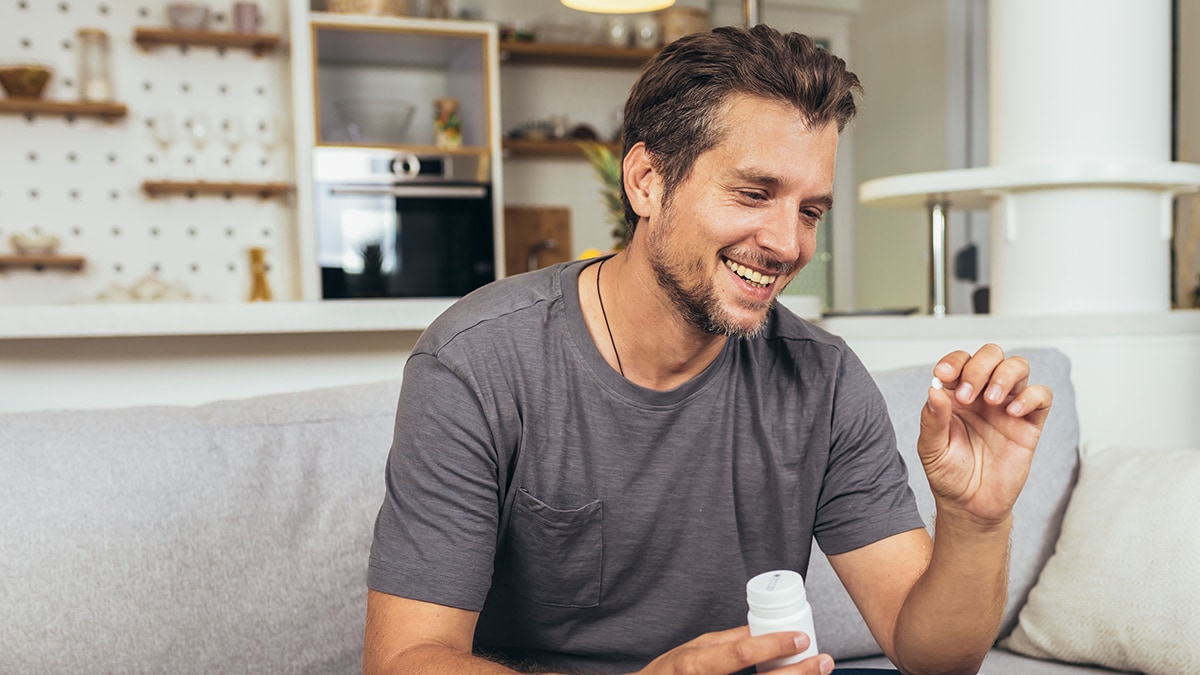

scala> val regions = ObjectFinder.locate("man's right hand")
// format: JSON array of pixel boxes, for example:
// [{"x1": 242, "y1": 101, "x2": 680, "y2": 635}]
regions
[
  {"x1": 634, "y1": 626, "x2": 834, "y2": 675},
  {"x1": 366, "y1": 591, "x2": 834, "y2": 675}
]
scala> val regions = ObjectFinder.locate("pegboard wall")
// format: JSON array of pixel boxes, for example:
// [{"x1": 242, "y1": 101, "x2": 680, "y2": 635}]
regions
[{"x1": 0, "y1": 0, "x2": 296, "y2": 305}]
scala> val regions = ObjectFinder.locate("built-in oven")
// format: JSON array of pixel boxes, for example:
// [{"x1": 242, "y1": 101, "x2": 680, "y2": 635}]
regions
[{"x1": 313, "y1": 147, "x2": 496, "y2": 299}]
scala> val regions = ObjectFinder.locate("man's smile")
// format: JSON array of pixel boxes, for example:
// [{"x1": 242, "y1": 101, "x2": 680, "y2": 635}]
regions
[{"x1": 723, "y1": 256, "x2": 778, "y2": 289}]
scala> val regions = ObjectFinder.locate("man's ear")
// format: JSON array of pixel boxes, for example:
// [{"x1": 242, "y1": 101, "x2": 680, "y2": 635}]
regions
[{"x1": 623, "y1": 142, "x2": 659, "y2": 218}]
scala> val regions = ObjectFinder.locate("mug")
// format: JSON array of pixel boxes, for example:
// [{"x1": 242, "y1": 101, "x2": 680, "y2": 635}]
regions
[{"x1": 232, "y1": 1, "x2": 261, "y2": 33}]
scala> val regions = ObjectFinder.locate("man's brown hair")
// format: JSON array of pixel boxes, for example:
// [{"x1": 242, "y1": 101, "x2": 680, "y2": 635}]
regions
[{"x1": 620, "y1": 24, "x2": 862, "y2": 237}]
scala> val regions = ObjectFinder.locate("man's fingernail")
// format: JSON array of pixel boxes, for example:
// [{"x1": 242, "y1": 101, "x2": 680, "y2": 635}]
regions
[
  {"x1": 986, "y1": 384, "x2": 1003, "y2": 402},
  {"x1": 793, "y1": 634, "x2": 810, "y2": 650},
  {"x1": 956, "y1": 382, "x2": 973, "y2": 402},
  {"x1": 820, "y1": 655, "x2": 835, "y2": 674},
  {"x1": 936, "y1": 363, "x2": 954, "y2": 376}
]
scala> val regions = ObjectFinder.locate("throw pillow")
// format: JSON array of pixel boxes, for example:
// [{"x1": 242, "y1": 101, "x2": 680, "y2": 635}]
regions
[{"x1": 1001, "y1": 444, "x2": 1200, "y2": 674}]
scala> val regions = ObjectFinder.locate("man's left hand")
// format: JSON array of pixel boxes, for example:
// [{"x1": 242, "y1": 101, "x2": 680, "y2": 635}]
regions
[{"x1": 919, "y1": 343, "x2": 1054, "y2": 526}]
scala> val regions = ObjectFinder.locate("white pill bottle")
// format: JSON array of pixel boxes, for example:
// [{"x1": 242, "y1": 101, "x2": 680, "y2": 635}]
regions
[{"x1": 746, "y1": 569, "x2": 820, "y2": 671}]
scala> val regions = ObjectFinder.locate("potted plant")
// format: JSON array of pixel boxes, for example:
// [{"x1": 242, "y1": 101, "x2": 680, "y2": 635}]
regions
[{"x1": 578, "y1": 142, "x2": 629, "y2": 250}]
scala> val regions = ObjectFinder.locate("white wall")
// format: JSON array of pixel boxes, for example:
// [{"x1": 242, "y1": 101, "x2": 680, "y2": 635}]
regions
[
  {"x1": 850, "y1": 0, "x2": 949, "y2": 312},
  {"x1": 6, "y1": 312, "x2": 1198, "y2": 453}
]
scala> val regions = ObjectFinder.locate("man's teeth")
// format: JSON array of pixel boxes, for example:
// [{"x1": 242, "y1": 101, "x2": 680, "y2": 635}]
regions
[{"x1": 724, "y1": 259, "x2": 775, "y2": 288}]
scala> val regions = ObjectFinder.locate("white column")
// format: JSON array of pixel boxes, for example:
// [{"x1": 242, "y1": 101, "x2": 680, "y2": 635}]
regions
[{"x1": 987, "y1": 0, "x2": 1173, "y2": 314}]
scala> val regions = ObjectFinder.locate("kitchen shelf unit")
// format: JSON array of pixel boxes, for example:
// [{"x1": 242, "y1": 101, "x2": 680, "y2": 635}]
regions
[
  {"x1": 498, "y1": 41, "x2": 657, "y2": 68},
  {"x1": 0, "y1": 99, "x2": 127, "y2": 120},
  {"x1": 289, "y1": 11, "x2": 504, "y2": 300},
  {"x1": 141, "y1": 180, "x2": 293, "y2": 199},
  {"x1": 307, "y1": 14, "x2": 495, "y2": 150},
  {"x1": 0, "y1": 255, "x2": 86, "y2": 271},
  {"x1": 133, "y1": 27, "x2": 282, "y2": 55}
]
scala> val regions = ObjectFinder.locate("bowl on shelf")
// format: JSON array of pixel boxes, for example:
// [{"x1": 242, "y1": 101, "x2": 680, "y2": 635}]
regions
[
  {"x1": 0, "y1": 64, "x2": 53, "y2": 99},
  {"x1": 10, "y1": 232, "x2": 61, "y2": 256},
  {"x1": 167, "y1": 2, "x2": 211, "y2": 31},
  {"x1": 535, "y1": 17, "x2": 583, "y2": 44},
  {"x1": 333, "y1": 98, "x2": 416, "y2": 145},
  {"x1": 499, "y1": 20, "x2": 535, "y2": 42}
]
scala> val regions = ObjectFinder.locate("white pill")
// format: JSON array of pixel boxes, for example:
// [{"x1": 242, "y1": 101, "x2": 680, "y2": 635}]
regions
[{"x1": 930, "y1": 377, "x2": 944, "y2": 390}]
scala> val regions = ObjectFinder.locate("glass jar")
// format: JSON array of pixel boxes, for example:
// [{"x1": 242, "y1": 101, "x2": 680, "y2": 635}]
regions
[{"x1": 77, "y1": 28, "x2": 113, "y2": 102}]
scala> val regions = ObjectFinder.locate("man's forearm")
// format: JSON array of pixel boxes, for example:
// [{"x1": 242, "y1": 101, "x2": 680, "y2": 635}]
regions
[
  {"x1": 891, "y1": 510, "x2": 1011, "y2": 675},
  {"x1": 367, "y1": 643, "x2": 571, "y2": 675}
]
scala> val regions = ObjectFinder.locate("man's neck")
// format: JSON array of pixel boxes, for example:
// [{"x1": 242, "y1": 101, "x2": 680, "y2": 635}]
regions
[{"x1": 585, "y1": 251, "x2": 728, "y2": 391}]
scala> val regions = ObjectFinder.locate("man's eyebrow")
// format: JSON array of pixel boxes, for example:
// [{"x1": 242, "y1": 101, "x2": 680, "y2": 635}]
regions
[
  {"x1": 731, "y1": 167, "x2": 782, "y2": 188},
  {"x1": 810, "y1": 193, "x2": 835, "y2": 212}
]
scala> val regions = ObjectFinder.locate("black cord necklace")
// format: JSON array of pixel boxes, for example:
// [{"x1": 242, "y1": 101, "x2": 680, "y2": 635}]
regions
[{"x1": 596, "y1": 257, "x2": 624, "y2": 377}]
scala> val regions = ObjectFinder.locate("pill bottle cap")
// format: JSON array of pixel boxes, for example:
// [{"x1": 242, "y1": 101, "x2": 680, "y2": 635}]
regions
[{"x1": 746, "y1": 570, "x2": 808, "y2": 618}]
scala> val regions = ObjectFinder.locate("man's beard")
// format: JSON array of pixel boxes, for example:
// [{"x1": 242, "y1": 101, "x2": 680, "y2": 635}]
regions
[{"x1": 645, "y1": 213, "x2": 788, "y2": 339}]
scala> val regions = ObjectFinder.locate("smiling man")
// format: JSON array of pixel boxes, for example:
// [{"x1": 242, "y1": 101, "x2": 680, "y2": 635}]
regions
[{"x1": 364, "y1": 24, "x2": 1052, "y2": 675}]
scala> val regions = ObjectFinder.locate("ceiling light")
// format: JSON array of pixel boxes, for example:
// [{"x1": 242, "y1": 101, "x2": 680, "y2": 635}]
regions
[{"x1": 561, "y1": 0, "x2": 676, "y2": 14}]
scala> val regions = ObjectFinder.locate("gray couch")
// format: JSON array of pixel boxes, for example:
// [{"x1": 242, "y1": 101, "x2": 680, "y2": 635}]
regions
[{"x1": 0, "y1": 348, "x2": 1120, "y2": 673}]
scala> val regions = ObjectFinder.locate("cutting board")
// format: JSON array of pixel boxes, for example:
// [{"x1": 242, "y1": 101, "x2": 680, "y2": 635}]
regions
[{"x1": 504, "y1": 206, "x2": 573, "y2": 276}]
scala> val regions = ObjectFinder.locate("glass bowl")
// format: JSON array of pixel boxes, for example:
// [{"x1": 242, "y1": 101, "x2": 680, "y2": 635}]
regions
[{"x1": 333, "y1": 98, "x2": 416, "y2": 145}]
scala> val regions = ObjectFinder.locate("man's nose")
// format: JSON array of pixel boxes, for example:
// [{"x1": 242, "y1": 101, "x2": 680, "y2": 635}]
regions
[{"x1": 754, "y1": 204, "x2": 803, "y2": 262}]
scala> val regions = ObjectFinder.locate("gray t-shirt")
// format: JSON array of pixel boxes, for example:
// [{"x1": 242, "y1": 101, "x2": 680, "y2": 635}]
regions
[{"x1": 368, "y1": 258, "x2": 923, "y2": 673}]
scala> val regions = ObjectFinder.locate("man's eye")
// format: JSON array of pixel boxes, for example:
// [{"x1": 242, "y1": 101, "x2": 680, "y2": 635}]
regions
[
  {"x1": 740, "y1": 191, "x2": 767, "y2": 202},
  {"x1": 802, "y1": 209, "x2": 825, "y2": 221}
]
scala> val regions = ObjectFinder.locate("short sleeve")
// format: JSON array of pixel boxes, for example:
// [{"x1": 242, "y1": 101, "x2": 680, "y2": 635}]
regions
[
  {"x1": 813, "y1": 349, "x2": 924, "y2": 555},
  {"x1": 367, "y1": 352, "x2": 503, "y2": 611}
]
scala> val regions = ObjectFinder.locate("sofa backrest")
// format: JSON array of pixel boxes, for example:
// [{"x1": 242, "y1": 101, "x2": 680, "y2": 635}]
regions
[
  {"x1": 0, "y1": 379, "x2": 402, "y2": 674},
  {"x1": 0, "y1": 349, "x2": 1079, "y2": 672},
  {"x1": 807, "y1": 348, "x2": 1081, "y2": 660}
]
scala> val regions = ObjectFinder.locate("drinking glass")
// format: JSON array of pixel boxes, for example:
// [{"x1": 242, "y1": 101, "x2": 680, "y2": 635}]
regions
[
  {"x1": 183, "y1": 113, "x2": 211, "y2": 180},
  {"x1": 257, "y1": 116, "x2": 282, "y2": 179},
  {"x1": 220, "y1": 117, "x2": 245, "y2": 180},
  {"x1": 148, "y1": 112, "x2": 177, "y2": 179}
]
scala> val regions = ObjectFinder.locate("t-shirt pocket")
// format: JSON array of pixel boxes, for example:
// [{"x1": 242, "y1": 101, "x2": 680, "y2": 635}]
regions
[{"x1": 503, "y1": 487, "x2": 603, "y2": 608}]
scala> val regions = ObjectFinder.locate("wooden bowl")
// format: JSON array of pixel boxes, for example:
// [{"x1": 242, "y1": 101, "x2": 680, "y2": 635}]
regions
[{"x1": 0, "y1": 64, "x2": 52, "y2": 99}]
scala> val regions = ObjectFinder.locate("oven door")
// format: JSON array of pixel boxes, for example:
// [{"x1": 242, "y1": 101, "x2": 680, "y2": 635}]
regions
[{"x1": 316, "y1": 183, "x2": 495, "y2": 299}]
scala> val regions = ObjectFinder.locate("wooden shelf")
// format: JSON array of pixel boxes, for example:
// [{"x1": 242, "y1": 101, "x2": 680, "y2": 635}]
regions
[
  {"x1": 0, "y1": 255, "x2": 86, "y2": 271},
  {"x1": 503, "y1": 139, "x2": 620, "y2": 159},
  {"x1": 499, "y1": 41, "x2": 657, "y2": 68},
  {"x1": 316, "y1": 141, "x2": 491, "y2": 157},
  {"x1": 133, "y1": 27, "x2": 282, "y2": 55},
  {"x1": 141, "y1": 180, "x2": 292, "y2": 199},
  {"x1": 0, "y1": 99, "x2": 127, "y2": 120}
]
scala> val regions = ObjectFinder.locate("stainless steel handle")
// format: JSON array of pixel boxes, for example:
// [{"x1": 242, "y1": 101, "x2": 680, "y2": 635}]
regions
[{"x1": 329, "y1": 185, "x2": 487, "y2": 199}]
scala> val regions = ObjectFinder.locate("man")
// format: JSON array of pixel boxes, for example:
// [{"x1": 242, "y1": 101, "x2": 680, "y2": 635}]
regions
[{"x1": 364, "y1": 24, "x2": 1052, "y2": 675}]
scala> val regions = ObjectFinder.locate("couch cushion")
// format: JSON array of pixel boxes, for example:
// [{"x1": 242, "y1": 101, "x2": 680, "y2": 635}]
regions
[
  {"x1": 807, "y1": 348, "x2": 1080, "y2": 660},
  {"x1": 1000, "y1": 444, "x2": 1200, "y2": 674},
  {"x1": 0, "y1": 379, "x2": 401, "y2": 674}
]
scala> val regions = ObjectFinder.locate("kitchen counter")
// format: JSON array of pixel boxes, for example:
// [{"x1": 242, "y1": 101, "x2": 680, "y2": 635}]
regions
[
  {"x1": 0, "y1": 299, "x2": 455, "y2": 340},
  {"x1": 0, "y1": 296, "x2": 826, "y2": 340}
]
